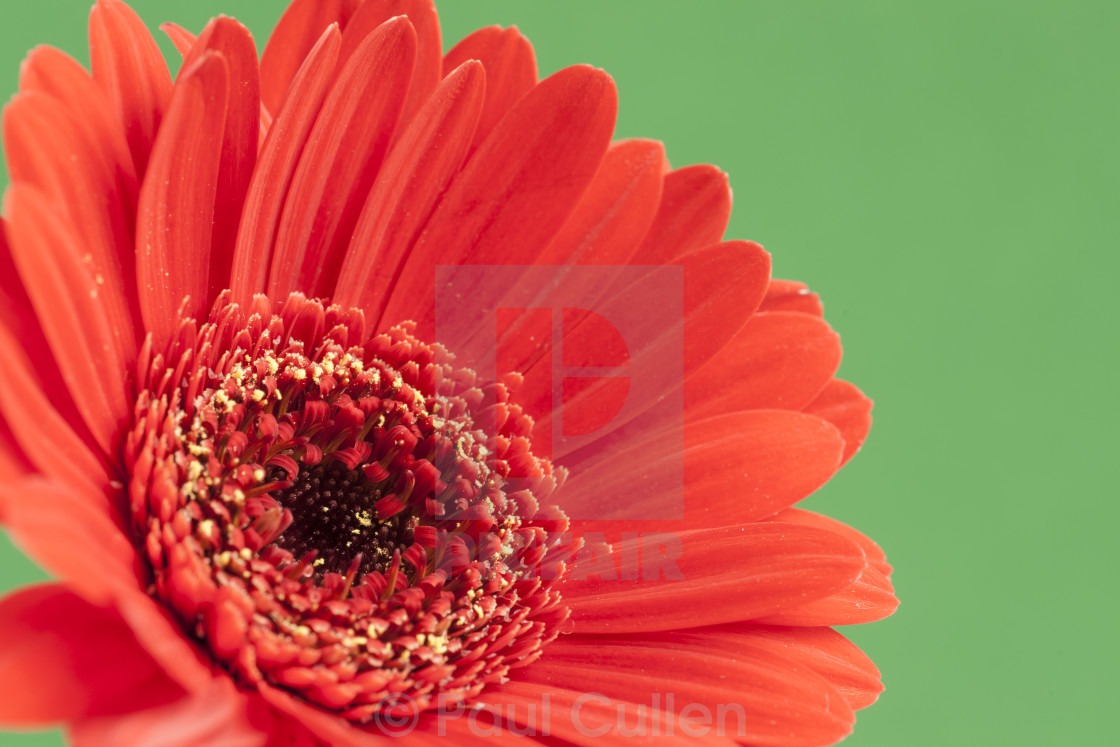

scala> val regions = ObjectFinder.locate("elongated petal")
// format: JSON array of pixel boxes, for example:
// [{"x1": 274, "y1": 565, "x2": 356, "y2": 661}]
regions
[
  {"x1": 770, "y1": 507, "x2": 892, "y2": 576},
  {"x1": 4, "y1": 91, "x2": 139, "y2": 361},
  {"x1": 5, "y1": 187, "x2": 130, "y2": 452},
  {"x1": 0, "y1": 218, "x2": 90, "y2": 438},
  {"x1": 537, "y1": 138, "x2": 667, "y2": 265},
  {"x1": 268, "y1": 16, "x2": 417, "y2": 299},
  {"x1": 259, "y1": 0, "x2": 361, "y2": 113},
  {"x1": 136, "y1": 52, "x2": 229, "y2": 343},
  {"x1": 16, "y1": 49, "x2": 142, "y2": 366},
  {"x1": 439, "y1": 144, "x2": 670, "y2": 380},
  {"x1": 71, "y1": 676, "x2": 263, "y2": 747},
  {"x1": 759, "y1": 279, "x2": 824, "y2": 316},
  {"x1": 563, "y1": 411, "x2": 844, "y2": 528},
  {"x1": 0, "y1": 418, "x2": 31, "y2": 485},
  {"x1": 88, "y1": 0, "x2": 173, "y2": 175},
  {"x1": 0, "y1": 325, "x2": 109, "y2": 492},
  {"x1": 163, "y1": 24, "x2": 278, "y2": 156},
  {"x1": 753, "y1": 564, "x2": 898, "y2": 626},
  {"x1": 0, "y1": 584, "x2": 185, "y2": 727},
  {"x1": 339, "y1": 0, "x2": 441, "y2": 131},
  {"x1": 679, "y1": 239, "x2": 770, "y2": 371},
  {"x1": 255, "y1": 682, "x2": 395, "y2": 746},
  {"x1": 113, "y1": 586, "x2": 215, "y2": 694},
  {"x1": 563, "y1": 523, "x2": 865, "y2": 632},
  {"x1": 631, "y1": 164, "x2": 731, "y2": 264},
  {"x1": 804, "y1": 379, "x2": 873, "y2": 466},
  {"x1": 179, "y1": 17, "x2": 260, "y2": 304},
  {"x1": 642, "y1": 623, "x2": 885, "y2": 711},
  {"x1": 687, "y1": 311, "x2": 842, "y2": 418},
  {"x1": 443, "y1": 25, "x2": 537, "y2": 153},
  {"x1": 519, "y1": 637, "x2": 855, "y2": 747},
  {"x1": 742, "y1": 626, "x2": 883, "y2": 710},
  {"x1": 160, "y1": 22, "x2": 197, "y2": 56},
  {"x1": 381, "y1": 64, "x2": 617, "y2": 334},
  {"x1": 334, "y1": 60, "x2": 485, "y2": 321},
  {"x1": 231, "y1": 25, "x2": 341, "y2": 307},
  {"x1": 0, "y1": 478, "x2": 138, "y2": 602},
  {"x1": 18, "y1": 44, "x2": 140, "y2": 232}
]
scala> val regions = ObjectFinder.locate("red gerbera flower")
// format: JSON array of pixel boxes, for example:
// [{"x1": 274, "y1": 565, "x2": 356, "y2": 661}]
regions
[{"x1": 0, "y1": 1, "x2": 897, "y2": 745}]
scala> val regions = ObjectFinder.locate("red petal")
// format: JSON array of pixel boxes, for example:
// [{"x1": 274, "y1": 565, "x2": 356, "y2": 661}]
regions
[
  {"x1": 683, "y1": 411, "x2": 843, "y2": 523},
  {"x1": 4, "y1": 187, "x2": 130, "y2": 452},
  {"x1": 0, "y1": 418, "x2": 31, "y2": 485},
  {"x1": 449, "y1": 137, "x2": 666, "y2": 389},
  {"x1": 563, "y1": 410, "x2": 843, "y2": 527},
  {"x1": 759, "y1": 279, "x2": 824, "y2": 316},
  {"x1": 136, "y1": 52, "x2": 229, "y2": 344},
  {"x1": 563, "y1": 523, "x2": 864, "y2": 632},
  {"x1": 753, "y1": 565, "x2": 899, "y2": 626},
  {"x1": 18, "y1": 47, "x2": 136, "y2": 197},
  {"x1": 769, "y1": 507, "x2": 891, "y2": 576},
  {"x1": 0, "y1": 584, "x2": 185, "y2": 727},
  {"x1": 687, "y1": 311, "x2": 842, "y2": 419},
  {"x1": 259, "y1": 0, "x2": 362, "y2": 114},
  {"x1": 803, "y1": 379, "x2": 873, "y2": 466},
  {"x1": 17, "y1": 44, "x2": 140, "y2": 251},
  {"x1": 179, "y1": 17, "x2": 261, "y2": 304},
  {"x1": 0, "y1": 325, "x2": 108, "y2": 492},
  {"x1": 679, "y1": 239, "x2": 770, "y2": 372},
  {"x1": 268, "y1": 16, "x2": 418, "y2": 299},
  {"x1": 159, "y1": 22, "x2": 197, "y2": 56},
  {"x1": 662, "y1": 623, "x2": 885, "y2": 711},
  {"x1": 0, "y1": 218, "x2": 59, "y2": 368},
  {"x1": 230, "y1": 25, "x2": 341, "y2": 308},
  {"x1": 519, "y1": 636, "x2": 855, "y2": 747},
  {"x1": 3, "y1": 90, "x2": 139, "y2": 362},
  {"x1": 0, "y1": 221, "x2": 99, "y2": 469},
  {"x1": 113, "y1": 586, "x2": 215, "y2": 694},
  {"x1": 334, "y1": 59, "x2": 485, "y2": 322},
  {"x1": 70, "y1": 676, "x2": 262, "y2": 747},
  {"x1": 339, "y1": 0, "x2": 442, "y2": 132},
  {"x1": 256, "y1": 681, "x2": 393, "y2": 746},
  {"x1": 0, "y1": 478, "x2": 139, "y2": 602},
  {"x1": 381, "y1": 65, "x2": 617, "y2": 334},
  {"x1": 631, "y1": 164, "x2": 731, "y2": 264},
  {"x1": 443, "y1": 25, "x2": 537, "y2": 154},
  {"x1": 88, "y1": 0, "x2": 173, "y2": 176},
  {"x1": 537, "y1": 138, "x2": 667, "y2": 265}
]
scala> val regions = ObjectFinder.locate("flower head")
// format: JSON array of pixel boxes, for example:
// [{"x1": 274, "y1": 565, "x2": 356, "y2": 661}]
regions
[{"x1": 0, "y1": 1, "x2": 897, "y2": 744}]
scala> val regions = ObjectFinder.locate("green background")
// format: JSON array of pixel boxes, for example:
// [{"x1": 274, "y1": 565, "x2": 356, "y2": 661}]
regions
[{"x1": 1, "y1": 1, "x2": 1115, "y2": 745}]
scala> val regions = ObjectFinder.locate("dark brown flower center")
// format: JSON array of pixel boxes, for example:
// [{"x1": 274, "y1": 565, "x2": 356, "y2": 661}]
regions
[{"x1": 272, "y1": 460, "x2": 415, "y2": 578}]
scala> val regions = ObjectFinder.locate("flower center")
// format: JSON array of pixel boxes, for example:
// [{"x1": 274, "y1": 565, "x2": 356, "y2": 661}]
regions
[
  {"x1": 125, "y1": 292, "x2": 573, "y2": 721},
  {"x1": 271, "y1": 460, "x2": 415, "y2": 578}
]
